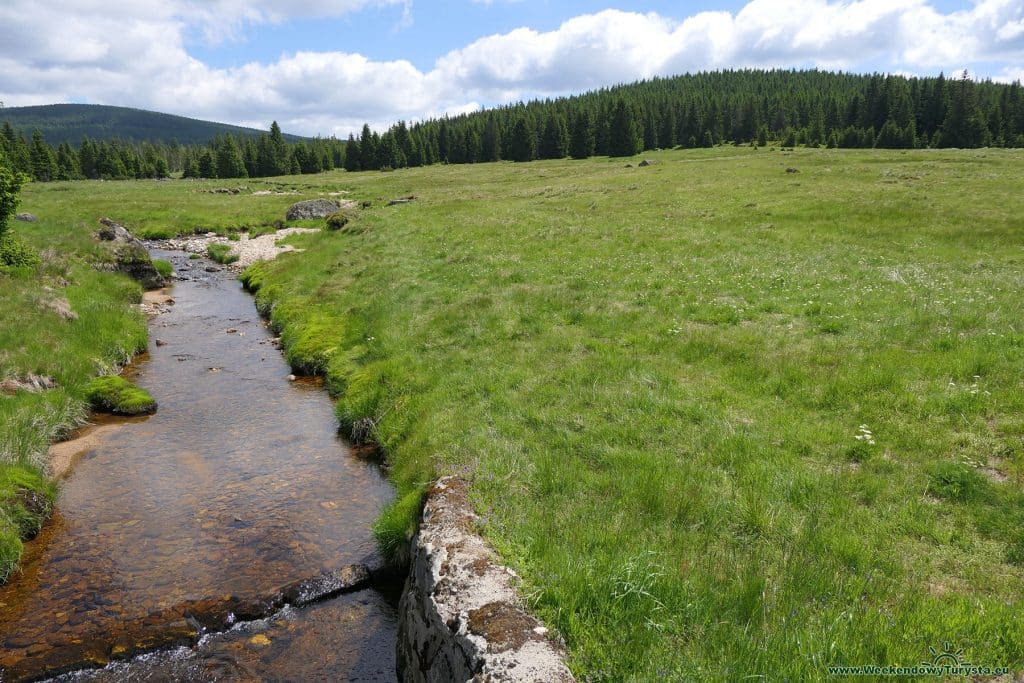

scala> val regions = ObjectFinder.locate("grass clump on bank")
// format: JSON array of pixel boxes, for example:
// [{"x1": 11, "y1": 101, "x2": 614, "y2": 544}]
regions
[
  {"x1": 0, "y1": 464, "x2": 56, "y2": 582},
  {"x1": 152, "y1": 258, "x2": 173, "y2": 279},
  {"x1": 84, "y1": 376, "x2": 157, "y2": 416},
  {"x1": 207, "y1": 243, "x2": 239, "y2": 264},
  {"x1": 242, "y1": 147, "x2": 1024, "y2": 681}
]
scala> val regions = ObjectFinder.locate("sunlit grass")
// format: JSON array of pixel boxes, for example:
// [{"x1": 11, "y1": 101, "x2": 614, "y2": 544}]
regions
[
  {"x1": 241, "y1": 147, "x2": 1024, "y2": 680},
  {"x1": 4, "y1": 147, "x2": 1024, "y2": 678}
]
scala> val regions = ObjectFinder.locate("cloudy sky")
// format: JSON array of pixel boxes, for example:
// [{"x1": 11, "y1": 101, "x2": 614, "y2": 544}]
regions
[{"x1": 1, "y1": 1, "x2": 1022, "y2": 137}]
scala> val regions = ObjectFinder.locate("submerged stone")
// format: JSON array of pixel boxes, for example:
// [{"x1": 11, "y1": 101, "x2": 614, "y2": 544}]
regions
[{"x1": 280, "y1": 564, "x2": 371, "y2": 607}]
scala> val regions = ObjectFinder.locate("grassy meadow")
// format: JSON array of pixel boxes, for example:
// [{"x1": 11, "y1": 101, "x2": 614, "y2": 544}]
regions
[{"x1": 3, "y1": 147, "x2": 1023, "y2": 679}]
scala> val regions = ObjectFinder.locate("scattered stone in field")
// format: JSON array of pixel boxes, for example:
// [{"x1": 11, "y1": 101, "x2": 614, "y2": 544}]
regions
[
  {"x1": 44, "y1": 297, "x2": 77, "y2": 321},
  {"x1": 97, "y1": 219, "x2": 166, "y2": 289},
  {"x1": 279, "y1": 564, "x2": 371, "y2": 607},
  {"x1": 287, "y1": 374, "x2": 297, "y2": 381},
  {"x1": 15, "y1": 212, "x2": 37, "y2": 222},
  {"x1": 97, "y1": 218, "x2": 134, "y2": 242},
  {"x1": 155, "y1": 339, "x2": 167, "y2": 347},
  {"x1": 786, "y1": 167, "x2": 800, "y2": 173},
  {"x1": 203, "y1": 187, "x2": 246, "y2": 195},
  {"x1": 285, "y1": 199, "x2": 342, "y2": 220},
  {"x1": 360, "y1": 200, "x2": 372, "y2": 209},
  {"x1": 1, "y1": 374, "x2": 57, "y2": 394},
  {"x1": 638, "y1": 159, "x2": 654, "y2": 167},
  {"x1": 205, "y1": 266, "x2": 221, "y2": 272},
  {"x1": 387, "y1": 195, "x2": 417, "y2": 206},
  {"x1": 624, "y1": 163, "x2": 633, "y2": 167},
  {"x1": 225, "y1": 328, "x2": 238, "y2": 334}
]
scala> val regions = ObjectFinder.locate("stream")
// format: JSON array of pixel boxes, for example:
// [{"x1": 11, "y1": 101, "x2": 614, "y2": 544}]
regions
[{"x1": 0, "y1": 249, "x2": 398, "y2": 682}]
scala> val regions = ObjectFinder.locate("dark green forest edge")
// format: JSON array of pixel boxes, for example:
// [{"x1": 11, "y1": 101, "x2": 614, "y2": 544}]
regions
[{"x1": 2, "y1": 70, "x2": 1023, "y2": 184}]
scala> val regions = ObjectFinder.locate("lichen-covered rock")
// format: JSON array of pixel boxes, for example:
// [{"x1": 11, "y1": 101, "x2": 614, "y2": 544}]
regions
[
  {"x1": 285, "y1": 199, "x2": 341, "y2": 221},
  {"x1": 96, "y1": 218, "x2": 166, "y2": 289},
  {"x1": 397, "y1": 476, "x2": 575, "y2": 683}
]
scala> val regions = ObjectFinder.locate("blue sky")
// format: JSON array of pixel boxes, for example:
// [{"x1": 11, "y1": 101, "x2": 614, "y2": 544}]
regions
[{"x1": 1, "y1": 1, "x2": 1022, "y2": 136}]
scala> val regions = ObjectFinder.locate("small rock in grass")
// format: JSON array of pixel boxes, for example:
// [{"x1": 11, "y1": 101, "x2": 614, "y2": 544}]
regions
[
  {"x1": 0, "y1": 374, "x2": 57, "y2": 394},
  {"x1": 15, "y1": 212, "x2": 37, "y2": 222},
  {"x1": 44, "y1": 297, "x2": 77, "y2": 321}
]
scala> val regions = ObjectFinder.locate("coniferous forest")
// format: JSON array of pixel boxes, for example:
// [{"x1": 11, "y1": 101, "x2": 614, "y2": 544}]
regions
[
  {"x1": 0, "y1": 120, "x2": 345, "y2": 182},
  {"x1": 3, "y1": 69, "x2": 1022, "y2": 182}
]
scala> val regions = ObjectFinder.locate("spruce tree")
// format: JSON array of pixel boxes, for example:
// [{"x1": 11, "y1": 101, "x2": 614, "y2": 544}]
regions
[
  {"x1": 343, "y1": 134, "x2": 361, "y2": 171},
  {"x1": 216, "y1": 135, "x2": 247, "y2": 178},
  {"x1": 937, "y1": 73, "x2": 987, "y2": 148},
  {"x1": 29, "y1": 130, "x2": 56, "y2": 182},
  {"x1": 538, "y1": 114, "x2": 567, "y2": 159},
  {"x1": 569, "y1": 110, "x2": 595, "y2": 159},
  {"x1": 482, "y1": 117, "x2": 502, "y2": 162},
  {"x1": 608, "y1": 99, "x2": 640, "y2": 157},
  {"x1": 507, "y1": 118, "x2": 535, "y2": 162},
  {"x1": 197, "y1": 150, "x2": 216, "y2": 178}
]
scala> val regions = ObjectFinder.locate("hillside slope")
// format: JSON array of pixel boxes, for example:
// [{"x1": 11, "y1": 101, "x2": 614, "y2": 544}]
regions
[{"x1": 0, "y1": 104, "x2": 305, "y2": 145}]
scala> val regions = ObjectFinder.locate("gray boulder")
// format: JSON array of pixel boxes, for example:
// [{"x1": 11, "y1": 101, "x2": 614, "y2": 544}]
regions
[
  {"x1": 285, "y1": 199, "x2": 341, "y2": 221},
  {"x1": 97, "y1": 218, "x2": 166, "y2": 290},
  {"x1": 15, "y1": 212, "x2": 37, "y2": 222}
]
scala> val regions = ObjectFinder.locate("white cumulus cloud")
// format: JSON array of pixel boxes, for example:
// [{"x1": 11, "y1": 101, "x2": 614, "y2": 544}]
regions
[{"x1": 1, "y1": 1, "x2": 1022, "y2": 136}]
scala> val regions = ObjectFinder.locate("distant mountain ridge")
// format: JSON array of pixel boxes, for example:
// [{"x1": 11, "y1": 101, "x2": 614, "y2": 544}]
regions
[{"x1": 0, "y1": 104, "x2": 307, "y2": 145}]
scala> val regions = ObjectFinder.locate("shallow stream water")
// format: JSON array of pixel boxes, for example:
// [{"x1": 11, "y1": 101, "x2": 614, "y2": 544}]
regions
[{"x1": 0, "y1": 250, "x2": 398, "y2": 682}]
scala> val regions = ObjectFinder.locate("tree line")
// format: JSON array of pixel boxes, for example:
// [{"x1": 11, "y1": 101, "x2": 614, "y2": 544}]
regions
[
  {"x1": 0, "y1": 120, "x2": 345, "y2": 182},
  {"x1": 4, "y1": 70, "x2": 1023, "y2": 182},
  {"x1": 342, "y1": 69, "x2": 1024, "y2": 171}
]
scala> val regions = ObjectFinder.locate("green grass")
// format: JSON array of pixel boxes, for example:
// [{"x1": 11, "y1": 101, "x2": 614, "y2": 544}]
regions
[
  {"x1": 5, "y1": 149, "x2": 1024, "y2": 678},
  {"x1": 152, "y1": 258, "x2": 173, "y2": 279},
  {"x1": 0, "y1": 201, "x2": 148, "y2": 580},
  {"x1": 238, "y1": 147, "x2": 1024, "y2": 680},
  {"x1": 0, "y1": 463, "x2": 56, "y2": 581},
  {"x1": 84, "y1": 375, "x2": 157, "y2": 415},
  {"x1": 207, "y1": 243, "x2": 239, "y2": 264}
]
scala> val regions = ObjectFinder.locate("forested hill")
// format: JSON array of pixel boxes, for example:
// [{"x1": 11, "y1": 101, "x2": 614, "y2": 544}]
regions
[
  {"x1": 0, "y1": 104, "x2": 305, "y2": 145},
  {"x1": 343, "y1": 69, "x2": 1024, "y2": 170}
]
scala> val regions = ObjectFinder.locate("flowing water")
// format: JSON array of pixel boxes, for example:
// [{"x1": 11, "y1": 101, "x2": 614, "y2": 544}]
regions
[{"x1": 0, "y1": 250, "x2": 398, "y2": 682}]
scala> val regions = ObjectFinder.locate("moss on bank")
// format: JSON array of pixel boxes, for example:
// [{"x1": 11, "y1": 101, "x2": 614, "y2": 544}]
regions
[
  {"x1": 152, "y1": 258, "x2": 173, "y2": 279},
  {"x1": 84, "y1": 376, "x2": 157, "y2": 416}
]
